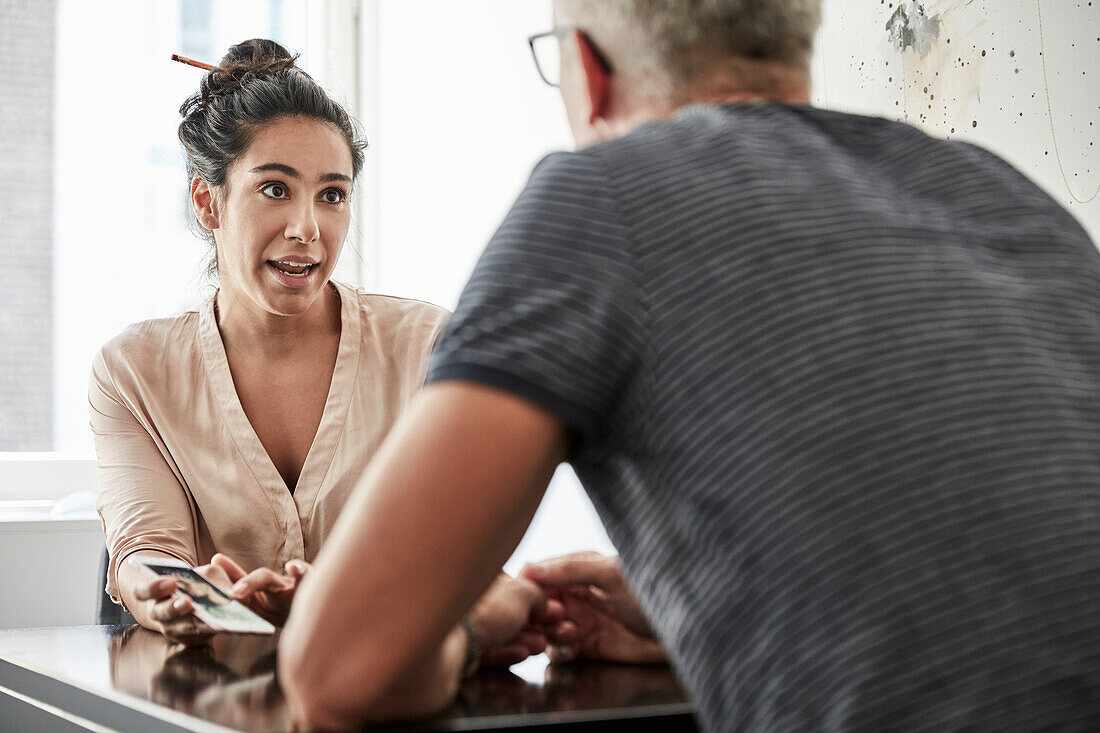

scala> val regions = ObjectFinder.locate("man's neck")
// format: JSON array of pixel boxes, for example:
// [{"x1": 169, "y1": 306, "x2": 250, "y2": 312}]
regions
[
  {"x1": 693, "y1": 88, "x2": 811, "y2": 106},
  {"x1": 600, "y1": 84, "x2": 810, "y2": 143},
  {"x1": 597, "y1": 61, "x2": 811, "y2": 142}
]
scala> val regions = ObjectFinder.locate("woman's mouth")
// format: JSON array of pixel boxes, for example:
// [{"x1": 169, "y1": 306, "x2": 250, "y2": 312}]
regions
[
  {"x1": 269, "y1": 259, "x2": 315, "y2": 276},
  {"x1": 267, "y1": 260, "x2": 319, "y2": 288}
]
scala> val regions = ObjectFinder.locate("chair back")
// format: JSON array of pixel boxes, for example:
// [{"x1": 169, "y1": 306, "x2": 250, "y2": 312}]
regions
[{"x1": 96, "y1": 545, "x2": 136, "y2": 626}]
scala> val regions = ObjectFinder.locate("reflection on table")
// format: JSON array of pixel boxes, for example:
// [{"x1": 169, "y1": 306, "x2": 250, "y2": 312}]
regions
[
  {"x1": 0, "y1": 625, "x2": 697, "y2": 731},
  {"x1": 112, "y1": 625, "x2": 288, "y2": 730}
]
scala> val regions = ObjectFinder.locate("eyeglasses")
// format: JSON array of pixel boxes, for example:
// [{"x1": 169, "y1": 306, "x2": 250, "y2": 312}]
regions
[
  {"x1": 528, "y1": 28, "x2": 571, "y2": 87},
  {"x1": 527, "y1": 27, "x2": 611, "y2": 87}
]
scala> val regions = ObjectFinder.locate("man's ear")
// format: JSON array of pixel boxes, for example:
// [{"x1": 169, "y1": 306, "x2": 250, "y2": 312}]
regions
[
  {"x1": 574, "y1": 31, "x2": 610, "y2": 124},
  {"x1": 190, "y1": 176, "x2": 219, "y2": 231}
]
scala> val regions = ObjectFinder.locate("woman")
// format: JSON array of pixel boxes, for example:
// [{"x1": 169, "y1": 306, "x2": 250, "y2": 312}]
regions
[{"x1": 92, "y1": 40, "x2": 546, "y2": 660}]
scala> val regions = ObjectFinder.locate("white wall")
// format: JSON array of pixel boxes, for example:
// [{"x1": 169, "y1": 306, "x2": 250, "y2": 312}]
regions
[
  {"x1": 358, "y1": 0, "x2": 573, "y2": 305},
  {"x1": 812, "y1": 0, "x2": 1098, "y2": 240}
]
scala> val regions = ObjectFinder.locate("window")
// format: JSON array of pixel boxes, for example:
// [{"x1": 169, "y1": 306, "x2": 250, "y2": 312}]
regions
[{"x1": 0, "y1": 0, "x2": 357, "y2": 458}]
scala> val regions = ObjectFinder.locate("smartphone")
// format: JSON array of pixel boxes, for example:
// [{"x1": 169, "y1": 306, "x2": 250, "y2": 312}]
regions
[{"x1": 138, "y1": 557, "x2": 276, "y2": 635}]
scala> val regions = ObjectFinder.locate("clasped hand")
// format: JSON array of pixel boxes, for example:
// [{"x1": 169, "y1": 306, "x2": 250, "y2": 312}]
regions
[
  {"x1": 519, "y1": 551, "x2": 667, "y2": 665},
  {"x1": 468, "y1": 551, "x2": 667, "y2": 670}
]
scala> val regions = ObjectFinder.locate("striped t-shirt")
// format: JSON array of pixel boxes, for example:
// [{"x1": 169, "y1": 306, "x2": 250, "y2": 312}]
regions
[{"x1": 427, "y1": 104, "x2": 1100, "y2": 732}]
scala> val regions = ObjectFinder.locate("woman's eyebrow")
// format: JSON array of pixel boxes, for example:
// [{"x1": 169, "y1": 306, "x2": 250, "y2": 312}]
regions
[
  {"x1": 249, "y1": 163, "x2": 350, "y2": 184},
  {"x1": 251, "y1": 162, "x2": 299, "y2": 177}
]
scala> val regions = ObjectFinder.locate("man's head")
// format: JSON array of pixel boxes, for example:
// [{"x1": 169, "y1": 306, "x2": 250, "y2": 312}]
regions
[{"x1": 551, "y1": 0, "x2": 822, "y2": 147}]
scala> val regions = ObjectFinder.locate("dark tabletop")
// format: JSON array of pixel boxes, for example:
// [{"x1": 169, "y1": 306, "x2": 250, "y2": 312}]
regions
[{"x1": 0, "y1": 625, "x2": 697, "y2": 732}]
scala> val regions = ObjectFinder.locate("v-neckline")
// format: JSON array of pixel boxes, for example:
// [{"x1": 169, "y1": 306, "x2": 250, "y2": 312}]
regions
[{"x1": 198, "y1": 281, "x2": 362, "y2": 524}]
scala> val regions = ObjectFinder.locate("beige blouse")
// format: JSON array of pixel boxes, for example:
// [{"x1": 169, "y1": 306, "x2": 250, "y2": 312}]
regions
[{"x1": 91, "y1": 281, "x2": 449, "y2": 603}]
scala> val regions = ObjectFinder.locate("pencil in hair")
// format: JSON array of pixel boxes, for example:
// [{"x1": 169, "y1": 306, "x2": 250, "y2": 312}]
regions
[{"x1": 171, "y1": 53, "x2": 220, "y2": 72}]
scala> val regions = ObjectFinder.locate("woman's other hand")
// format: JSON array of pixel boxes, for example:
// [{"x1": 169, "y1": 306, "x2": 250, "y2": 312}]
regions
[
  {"x1": 127, "y1": 555, "x2": 234, "y2": 645},
  {"x1": 211, "y1": 553, "x2": 310, "y2": 627}
]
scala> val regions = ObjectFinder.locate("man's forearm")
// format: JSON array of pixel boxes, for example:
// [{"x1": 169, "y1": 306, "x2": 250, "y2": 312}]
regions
[
  {"x1": 283, "y1": 622, "x2": 468, "y2": 729},
  {"x1": 363, "y1": 624, "x2": 468, "y2": 720}
]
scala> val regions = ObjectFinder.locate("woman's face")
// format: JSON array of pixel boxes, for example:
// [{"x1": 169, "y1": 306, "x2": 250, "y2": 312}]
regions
[{"x1": 212, "y1": 116, "x2": 353, "y2": 317}]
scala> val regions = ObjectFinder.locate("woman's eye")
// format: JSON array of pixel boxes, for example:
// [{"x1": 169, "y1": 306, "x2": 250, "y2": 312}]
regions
[
  {"x1": 322, "y1": 189, "x2": 346, "y2": 204},
  {"x1": 261, "y1": 183, "x2": 288, "y2": 199}
]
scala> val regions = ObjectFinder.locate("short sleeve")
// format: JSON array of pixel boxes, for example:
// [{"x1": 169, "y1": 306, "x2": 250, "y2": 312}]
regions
[
  {"x1": 427, "y1": 151, "x2": 644, "y2": 448},
  {"x1": 90, "y1": 349, "x2": 198, "y2": 603}
]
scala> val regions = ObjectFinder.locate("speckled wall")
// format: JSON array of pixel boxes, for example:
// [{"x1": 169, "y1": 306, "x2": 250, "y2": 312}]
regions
[{"x1": 812, "y1": 0, "x2": 1099, "y2": 242}]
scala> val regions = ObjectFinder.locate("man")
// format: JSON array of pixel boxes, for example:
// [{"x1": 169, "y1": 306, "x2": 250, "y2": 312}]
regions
[{"x1": 279, "y1": 1, "x2": 1100, "y2": 730}]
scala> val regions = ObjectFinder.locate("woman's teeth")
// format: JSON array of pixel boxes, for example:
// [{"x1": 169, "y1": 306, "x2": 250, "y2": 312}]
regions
[{"x1": 270, "y1": 260, "x2": 315, "y2": 276}]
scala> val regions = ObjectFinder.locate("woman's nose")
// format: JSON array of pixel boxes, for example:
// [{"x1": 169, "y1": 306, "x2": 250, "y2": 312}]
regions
[{"x1": 285, "y1": 200, "x2": 320, "y2": 243}]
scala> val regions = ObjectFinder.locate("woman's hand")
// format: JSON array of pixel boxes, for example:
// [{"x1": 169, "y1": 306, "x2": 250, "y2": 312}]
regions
[
  {"x1": 210, "y1": 553, "x2": 310, "y2": 627},
  {"x1": 129, "y1": 559, "x2": 233, "y2": 646}
]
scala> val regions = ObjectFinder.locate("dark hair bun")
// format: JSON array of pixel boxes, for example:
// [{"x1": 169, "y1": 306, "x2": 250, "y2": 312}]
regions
[
  {"x1": 219, "y1": 38, "x2": 298, "y2": 77},
  {"x1": 186, "y1": 39, "x2": 303, "y2": 114}
]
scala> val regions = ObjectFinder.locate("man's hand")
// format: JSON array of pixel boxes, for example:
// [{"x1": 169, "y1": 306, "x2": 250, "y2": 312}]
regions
[
  {"x1": 520, "y1": 552, "x2": 666, "y2": 664},
  {"x1": 210, "y1": 553, "x2": 310, "y2": 627},
  {"x1": 468, "y1": 573, "x2": 549, "y2": 669}
]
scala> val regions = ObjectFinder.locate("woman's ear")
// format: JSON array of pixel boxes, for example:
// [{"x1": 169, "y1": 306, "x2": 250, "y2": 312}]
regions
[{"x1": 190, "y1": 176, "x2": 219, "y2": 231}]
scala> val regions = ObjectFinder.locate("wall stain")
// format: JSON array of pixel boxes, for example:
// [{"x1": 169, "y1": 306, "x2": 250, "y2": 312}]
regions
[
  {"x1": 889, "y1": 1, "x2": 985, "y2": 131},
  {"x1": 887, "y1": 0, "x2": 943, "y2": 57}
]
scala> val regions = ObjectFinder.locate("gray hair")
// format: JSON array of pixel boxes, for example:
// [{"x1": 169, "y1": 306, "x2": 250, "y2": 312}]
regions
[{"x1": 556, "y1": 0, "x2": 821, "y2": 101}]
